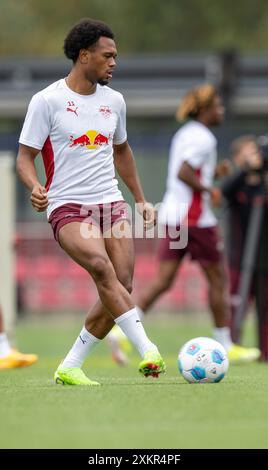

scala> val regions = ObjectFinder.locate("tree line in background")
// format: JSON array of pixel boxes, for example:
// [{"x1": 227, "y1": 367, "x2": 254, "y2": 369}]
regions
[{"x1": 1, "y1": 0, "x2": 268, "y2": 55}]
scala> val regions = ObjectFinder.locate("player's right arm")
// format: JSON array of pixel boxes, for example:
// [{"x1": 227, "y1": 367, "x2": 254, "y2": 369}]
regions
[
  {"x1": 178, "y1": 161, "x2": 221, "y2": 207},
  {"x1": 178, "y1": 161, "x2": 209, "y2": 193},
  {"x1": 17, "y1": 93, "x2": 51, "y2": 212},
  {"x1": 17, "y1": 144, "x2": 48, "y2": 212}
]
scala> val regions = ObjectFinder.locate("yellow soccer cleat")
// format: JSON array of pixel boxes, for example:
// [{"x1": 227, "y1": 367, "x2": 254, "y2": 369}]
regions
[
  {"x1": 139, "y1": 350, "x2": 166, "y2": 378},
  {"x1": 54, "y1": 367, "x2": 100, "y2": 386},
  {"x1": 0, "y1": 348, "x2": 38, "y2": 370},
  {"x1": 228, "y1": 344, "x2": 260, "y2": 363}
]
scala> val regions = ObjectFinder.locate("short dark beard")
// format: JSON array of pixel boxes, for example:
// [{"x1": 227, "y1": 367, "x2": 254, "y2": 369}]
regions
[{"x1": 98, "y1": 78, "x2": 109, "y2": 86}]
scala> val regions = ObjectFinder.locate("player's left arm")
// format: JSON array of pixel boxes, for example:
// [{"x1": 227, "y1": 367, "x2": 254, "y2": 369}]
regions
[
  {"x1": 113, "y1": 141, "x2": 145, "y2": 204},
  {"x1": 113, "y1": 141, "x2": 156, "y2": 228}
]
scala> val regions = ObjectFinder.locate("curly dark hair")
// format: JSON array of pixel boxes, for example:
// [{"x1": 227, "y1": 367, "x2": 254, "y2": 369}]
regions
[
  {"x1": 176, "y1": 84, "x2": 218, "y2": 122},
  {"x1": 64, "y1": 18, "x2": 114, "y2": 63}
]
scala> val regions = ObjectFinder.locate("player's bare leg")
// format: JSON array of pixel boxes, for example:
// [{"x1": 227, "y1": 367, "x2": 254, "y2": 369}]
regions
[
  {"x1": 104, "y1": 220, "x2": 135, "y2": 364},
  {"x1": 107, "y1": 258, "x2": 182, "y2": 369},
  {"x1": 138, "y1": 259, "x2": 182, "y2": 312},
  {"x1": 84, "y1": 220, "x2": 135, "y2": 365},
  {"x1": 60, "y1": 223, "x2": 133, "y2": 316},
  {"x1": 202, "y1": 262, "x2": 260, "y2": 362},
  {"x1": 54, "y1": 221, "x2": 165, "y2": 384},
  {"x1": 201, "y1": 262, "x2": 229, "y2": 329},
  {"x1": 87, "y1": 221, "x2": 134, "y2": 365},
  {"x1": 84, "y1": 220, "x2": 134, "y2": 330},
  {"x1": 84, "y1": 300, "x2": 114, "y2": 339}
]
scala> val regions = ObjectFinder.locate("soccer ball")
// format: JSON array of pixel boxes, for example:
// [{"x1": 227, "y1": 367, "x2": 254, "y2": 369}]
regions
[{"x1": 178, "y1": 337, "x2": 229, "y2": 383}]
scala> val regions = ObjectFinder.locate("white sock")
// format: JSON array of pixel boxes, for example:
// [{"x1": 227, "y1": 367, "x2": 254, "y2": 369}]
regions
[
  {"x1": 61, "y1": 326, "x2": 101, "y2": 368},
  {"x1": 213, "y1": 327, "x2": 233, "y2": 352},
  {"x1": 114, "y1": 307, "x2": 157, "y2": 358},
  {"x1": 106, "y1": 305, "x2": 144, "y2": 342},
  {"x1": 136, "y1": 305, "x2": 145, "y2": 321},
  {"x1": 0, "y1": 333, "x2": 11, "y2": 358}
]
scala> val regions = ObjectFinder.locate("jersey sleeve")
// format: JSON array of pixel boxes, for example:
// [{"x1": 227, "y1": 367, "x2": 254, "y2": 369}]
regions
[
  {"x1": 181, "y1": 135, "x2": 214, "y2": 169},
  {"x1": 113, "y1": 96, "x2": 127, "y2": 145},
  {"x1": 181, "y1": 145, "x2": 208, "y2": 168},
  {"x1": 19, "y1": 94, "x2": 52, "y2": 150}
]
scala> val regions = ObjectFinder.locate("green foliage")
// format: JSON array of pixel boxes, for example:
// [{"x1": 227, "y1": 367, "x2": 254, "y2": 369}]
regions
[{"x1": 1, "y1": 0, "x2": 268, "y2": 55}]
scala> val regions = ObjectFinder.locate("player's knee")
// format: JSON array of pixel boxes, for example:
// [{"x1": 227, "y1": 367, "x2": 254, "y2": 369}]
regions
[
  {"x1": 116, "y1": 272, "x2": 132, "y2": 293},
  {"x1": 89, "y1": 255, "x2": 112, "y2": 280},
  {"x1": 122, "y1": 278, "x2": 133, "y2": 294},
  {"x1": 126, "y1": 282, "x2": 133, "y2": 294},
  {"x1": 115, "y1": 269, "x2": 133, "y2": 293}
]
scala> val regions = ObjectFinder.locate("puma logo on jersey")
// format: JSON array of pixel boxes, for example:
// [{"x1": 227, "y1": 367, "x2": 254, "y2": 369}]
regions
[{"x1": 66, "y1": 101, "x2": 78, "y2": 116}]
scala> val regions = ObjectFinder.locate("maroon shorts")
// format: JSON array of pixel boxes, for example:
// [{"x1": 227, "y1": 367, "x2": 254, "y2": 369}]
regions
[
  {"x1": 158, "y1": 225, "x2": 223, "y2": 267},
  {"x1": 48, "y1": 201, "x2": 130, "y2": 242}
]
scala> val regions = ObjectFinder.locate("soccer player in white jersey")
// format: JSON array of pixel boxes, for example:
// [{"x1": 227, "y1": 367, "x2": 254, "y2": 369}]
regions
[
  {"x1": 120, "y1": 84, "x2": 259, "y2": 364},
  {"x1": 16, "y1": 18, "x2": 165, "y2": 385}
]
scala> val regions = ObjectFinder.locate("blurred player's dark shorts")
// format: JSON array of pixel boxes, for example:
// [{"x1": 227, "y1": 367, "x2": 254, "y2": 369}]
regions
[
  {"x1": 48, "y1": 201, "x2": 130, "y2": 242},
  {"x1": 158, "y1": 225, "x2": 223, "y2": 267}
]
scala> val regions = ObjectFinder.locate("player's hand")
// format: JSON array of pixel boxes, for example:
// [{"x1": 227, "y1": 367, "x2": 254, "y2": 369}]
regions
[
  {"x1": 215, "y1": 159, "x2": 232, "y2": 178},
  {"x1": 31, "y1": 183, "x2": 49, "y2": 212},
  {"x1": 137, "y1": 202, "x2": 156, "y2": 230},
  {"x1": 209, "y1": 187, "x2": 222, "y2": 207}
]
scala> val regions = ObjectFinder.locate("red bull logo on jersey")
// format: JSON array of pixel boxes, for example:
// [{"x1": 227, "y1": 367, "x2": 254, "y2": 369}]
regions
[
  {"x1": 99, "y1": 105, "x2": 112, "y2": 118},
  {"x1": 69, "y1": 130, "x2": 110, "y2": 150}
]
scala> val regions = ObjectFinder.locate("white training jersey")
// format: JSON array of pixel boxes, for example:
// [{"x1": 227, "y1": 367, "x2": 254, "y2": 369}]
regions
[
  {"x1": 158, "y1": 120, "x2": 217, "y2": 228},
  {"x1": 19, "y1": 79, "x2": 127, "y2": 218}
]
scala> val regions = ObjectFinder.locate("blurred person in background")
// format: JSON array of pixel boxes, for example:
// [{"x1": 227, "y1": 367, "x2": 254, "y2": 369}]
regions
[
  {"x1": 112, "y1": 84, "x2": 260, "y2": 365},
  {"x1": 221, "y1": 135, "x2": 268, "y2": 361},
  {"x1": 16, "y1": 18, "x2": 165, "y2": 385},
  {"x1": 0, "y1": 304, "x2": 37, "y2": 369}
]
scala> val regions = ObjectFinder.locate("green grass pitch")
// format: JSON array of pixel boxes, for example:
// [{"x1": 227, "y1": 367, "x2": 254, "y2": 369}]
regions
[{"x1": 1, "y1": 315, "x2": 268, "y2": 449}]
